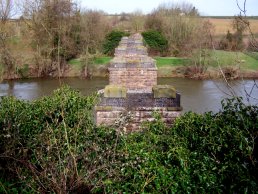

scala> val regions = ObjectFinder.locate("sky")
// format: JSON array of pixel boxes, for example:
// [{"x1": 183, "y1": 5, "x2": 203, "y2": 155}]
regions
[{"x1": 80, "y1": 0, "x2": 258, "y2": 16}]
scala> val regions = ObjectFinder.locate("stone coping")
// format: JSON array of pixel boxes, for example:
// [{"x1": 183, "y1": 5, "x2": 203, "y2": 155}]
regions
[
  {"x1": 109, "y1": 65, "x2": 157, "y2": 69},
  {"x1": 97, "y1": 92, "x2": 181, "y2": 109},
  {"x1": 111, "y1": 56, "x2": 156, "y2": 63},
  {"x1": 98, "y1": 89, "x2": 153, "y2": 94}
]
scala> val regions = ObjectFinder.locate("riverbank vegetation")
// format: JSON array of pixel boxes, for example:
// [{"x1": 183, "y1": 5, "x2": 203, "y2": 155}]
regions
[
  {"x1": 66, "y1": 50, "x2": 258, "y2": 78},
  {"x1": 0, "y1": 86, "x2": 257, "y2": 193},
  {"x1": 0, "y1": 0, "x2": 257, "y2": 80}
]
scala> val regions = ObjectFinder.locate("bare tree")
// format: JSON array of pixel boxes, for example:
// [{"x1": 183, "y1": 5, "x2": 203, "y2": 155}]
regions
[
  {"x1": 22, "y1": 0, "x2": 82, "y2": 77},
  {"x1": 130, "y1": 10, "x2": 145, "y2": 32},
  {"x1": 146, "y1": 2, "x2": 206, "y2": 56},
  {"x1": 236, "y1": 0, "x2": 258, "y2": 51},
  {"x1": 0, "y1": 0, "x2": 17, "y2": 80},
  {"x1": 80, "y1": 9, "x2": 111, "y2": 78},
  {"x1": 0, "y1": 0, "x2": 16, "y2": 22},
  {"x1": 235, "y1": 0, "x2": 258, "y2": 102},
  {"x1": 80, "y1": 9, "x2": 110, "y2": 54},
  {"x1": 211, "y1": 0, "x2": 258, "y2": 99},
  {"x1": 188, "y1": 20, "x2": 214, "y2": 78}
]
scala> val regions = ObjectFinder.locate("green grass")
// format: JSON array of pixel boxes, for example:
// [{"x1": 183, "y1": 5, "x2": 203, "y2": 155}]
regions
[
  {"x1": 93, "y1": 57, "x2": 112, "y2": 64},
  {"x1": 211, "y1": 50, "x2": 258, "y2": 70},
  {"x1": 8, "y1": 36, "x2": 21, "y2": 45},
  {"x1": 154, "y1": 57, "x2": 188, "y2": 67},
  {"x1": 68, "y1": 59, "x2": 81, "y2": 66},
  {"x1": 68, "y1": 57, "x2": 112, "y2": 66},
  {"x1": 68, "y1": 59, "x2": 83, "y2": 72},
  {"x1": 68, "y1": 51, "x2": 258, "y2": 72}
]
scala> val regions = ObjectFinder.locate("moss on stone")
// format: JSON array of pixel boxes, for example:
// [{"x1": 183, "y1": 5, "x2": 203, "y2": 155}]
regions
[
  {"x1": 104, "y1": 85, "x2": 127, "y2": 98},
  {"x1": 153, "y1": 85, "x2": 176, "y2": 98},
  {"x1": 95, "y1": 106, "x2": 113, "y2": 111},
  {"x1": 167, "y1": 107, "x2": 183, "y2": 111}
]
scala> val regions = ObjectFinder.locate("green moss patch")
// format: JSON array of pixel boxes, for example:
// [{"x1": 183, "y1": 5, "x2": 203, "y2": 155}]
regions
[
  {"x1": 95, "y1": 106, "x2": 113, "y2": 111},
  {"x1": 153, "y1": 85, "x2": 176, "y2": 98},
  {"x1": 104, "y1": 85, "x2": 127, "y2": 98},
  {"x1": 167, "y1": 107, "x2": 183, "y2": 111}
]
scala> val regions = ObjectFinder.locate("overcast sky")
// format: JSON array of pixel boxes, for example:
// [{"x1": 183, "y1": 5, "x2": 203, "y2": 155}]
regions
[{"x1": 80, "y1": 0, "x2": 258, "y2": 16}]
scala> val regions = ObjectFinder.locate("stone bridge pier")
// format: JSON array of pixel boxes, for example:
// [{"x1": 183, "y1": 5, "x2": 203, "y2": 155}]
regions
[{"x1": 95, "y1": 33, "x2": 182, "y2": 131}]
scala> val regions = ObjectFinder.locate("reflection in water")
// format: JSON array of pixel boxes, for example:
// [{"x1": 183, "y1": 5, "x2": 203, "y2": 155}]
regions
[
  {"x1": 158, "y1": 78, "x2": 258, "y2": 113},
  {"x1": 1, "y1": 78, "x2": 109, "y2": 100},
  {"x1": 0, "y1": 77, "x2": 257, "y2": 113}
]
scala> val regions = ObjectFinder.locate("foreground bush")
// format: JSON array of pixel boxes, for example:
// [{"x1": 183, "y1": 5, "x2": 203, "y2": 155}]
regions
[
  {"x1": 0, "y1": 86, "x2": 122, "y2": 193},
  {"x1": 0, "y1": 87, "x2": 257, "y2": 193}
]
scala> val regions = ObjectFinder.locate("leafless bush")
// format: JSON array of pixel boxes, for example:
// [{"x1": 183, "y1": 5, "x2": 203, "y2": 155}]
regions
[{"x1": 145, "y1": 2, "x2": 213, "y2": 57}]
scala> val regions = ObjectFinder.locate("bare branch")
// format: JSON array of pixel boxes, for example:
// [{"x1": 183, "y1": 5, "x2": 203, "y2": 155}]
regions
[{"x1": 236, "y1": 0, "x2": 247, "y2": 15}]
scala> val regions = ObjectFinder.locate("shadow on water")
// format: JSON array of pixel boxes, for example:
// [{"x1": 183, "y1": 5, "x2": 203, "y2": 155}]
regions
[{"x1": 0, "y1": 77, "x2": 257, "y2": 113}]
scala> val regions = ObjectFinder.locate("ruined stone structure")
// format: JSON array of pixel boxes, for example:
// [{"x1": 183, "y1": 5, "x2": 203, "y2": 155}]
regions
[
  {"x1": 95, "y1": 33, "x2": 182, "y2": 131},
  {"x1": 109, "y1": 35, "x2": 157, "y2": 92}
]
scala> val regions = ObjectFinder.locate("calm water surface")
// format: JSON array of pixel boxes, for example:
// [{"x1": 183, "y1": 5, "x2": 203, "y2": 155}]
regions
[{"x1": 0, "y1": 77, "x2": 257, "y2": 113}]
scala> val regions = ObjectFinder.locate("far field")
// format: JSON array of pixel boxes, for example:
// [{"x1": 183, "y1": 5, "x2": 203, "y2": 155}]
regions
[{"x1": 207, "y1": 18, "x2": 258, "y2": 36}]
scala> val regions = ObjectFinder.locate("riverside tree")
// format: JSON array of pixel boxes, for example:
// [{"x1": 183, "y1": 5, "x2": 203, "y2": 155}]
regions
[
  {"x1": 0, "y1": 0, "x2": 17, "y2": 79},
  {"x1": 130, "y1": 10, "x2": 145, "y2": 33},
  {"x1": 22, "y1": 0, "x2": 82, "y2": 77},
  {"x1": 79, "y1": 9, "x2": 111, "y2": 78},
  {"x1": 219, "y1": 15, "x2": 249, "y2": 51}
]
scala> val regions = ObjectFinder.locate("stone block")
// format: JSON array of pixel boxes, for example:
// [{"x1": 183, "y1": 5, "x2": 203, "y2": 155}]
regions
[
  {"x1": 104, "y1": 85, "x2": 127, "y2": 98},
  {"x1": 167, "y1": 107, "x2": 183, "y2": 111},
  {"x1": 165, "y1": 111, "x2": 182, "y2": 118},
  {"x1": 152, "y1": 85, "x2": 176, "y2": 98}
]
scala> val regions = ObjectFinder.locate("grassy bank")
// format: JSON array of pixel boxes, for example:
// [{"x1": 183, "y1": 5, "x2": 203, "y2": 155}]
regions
[
  {"x1": 67, "y1": 50, "x2": 258, "y2": 78},
  {"x1": 68, "y1": 56, "x2": 188, "y2": 68},
  {"x1": 210, "y1": 50, "x2": 258, "y2": 70}
]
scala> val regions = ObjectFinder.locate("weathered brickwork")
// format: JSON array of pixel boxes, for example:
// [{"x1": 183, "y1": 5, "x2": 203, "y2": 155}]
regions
[
  {"x1": 95, "y1": 33, "x2": 182, "y2": 130},
  {"x1": 109, "y1": 68, "x2": 157, "y2": 91},
  {"x1": 95, "y1": 106, "x2": 181, "y2": 131},
  {"x1": 108, "y1": 33, "x2": 158, "y2": 91}
]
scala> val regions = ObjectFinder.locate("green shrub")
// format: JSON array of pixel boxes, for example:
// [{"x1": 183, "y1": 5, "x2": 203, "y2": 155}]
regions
[
  {"x1": 142, "y1": 30, "x2": 168, "y2": 56},
  {"x1": 0, "y1": 86, "x2": 122, "y2": 193},
  {"x1": 171, "y1": 98, "x2": 258, "y2": 193},
  {"x1": 103, "y1": 98, "x2": 258, "y2": 193},
  {"x1": 0, "y1": 87, "x2": 257, "y2": 193},
  {"x1": 16, "y1": 64, "x2": 29, "y2": 78},
  {"x1": 102, "y1": 30, "x2": 130, "y2": 56}
]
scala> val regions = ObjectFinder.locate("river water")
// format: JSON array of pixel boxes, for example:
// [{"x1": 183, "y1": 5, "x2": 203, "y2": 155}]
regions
[{"x1": 0, "y1": 77, "x2": 257, "y2": 113}]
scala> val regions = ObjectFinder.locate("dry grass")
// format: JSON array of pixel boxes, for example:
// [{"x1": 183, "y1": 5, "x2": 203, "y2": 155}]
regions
[{"x1": 206, "y1": 18, "x2": 258, "y2": 36}]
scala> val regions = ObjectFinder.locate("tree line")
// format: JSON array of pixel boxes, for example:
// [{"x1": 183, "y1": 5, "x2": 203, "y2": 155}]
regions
[{"x1": 0, "y1": 0, "x2": 255, "y2": 80}]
